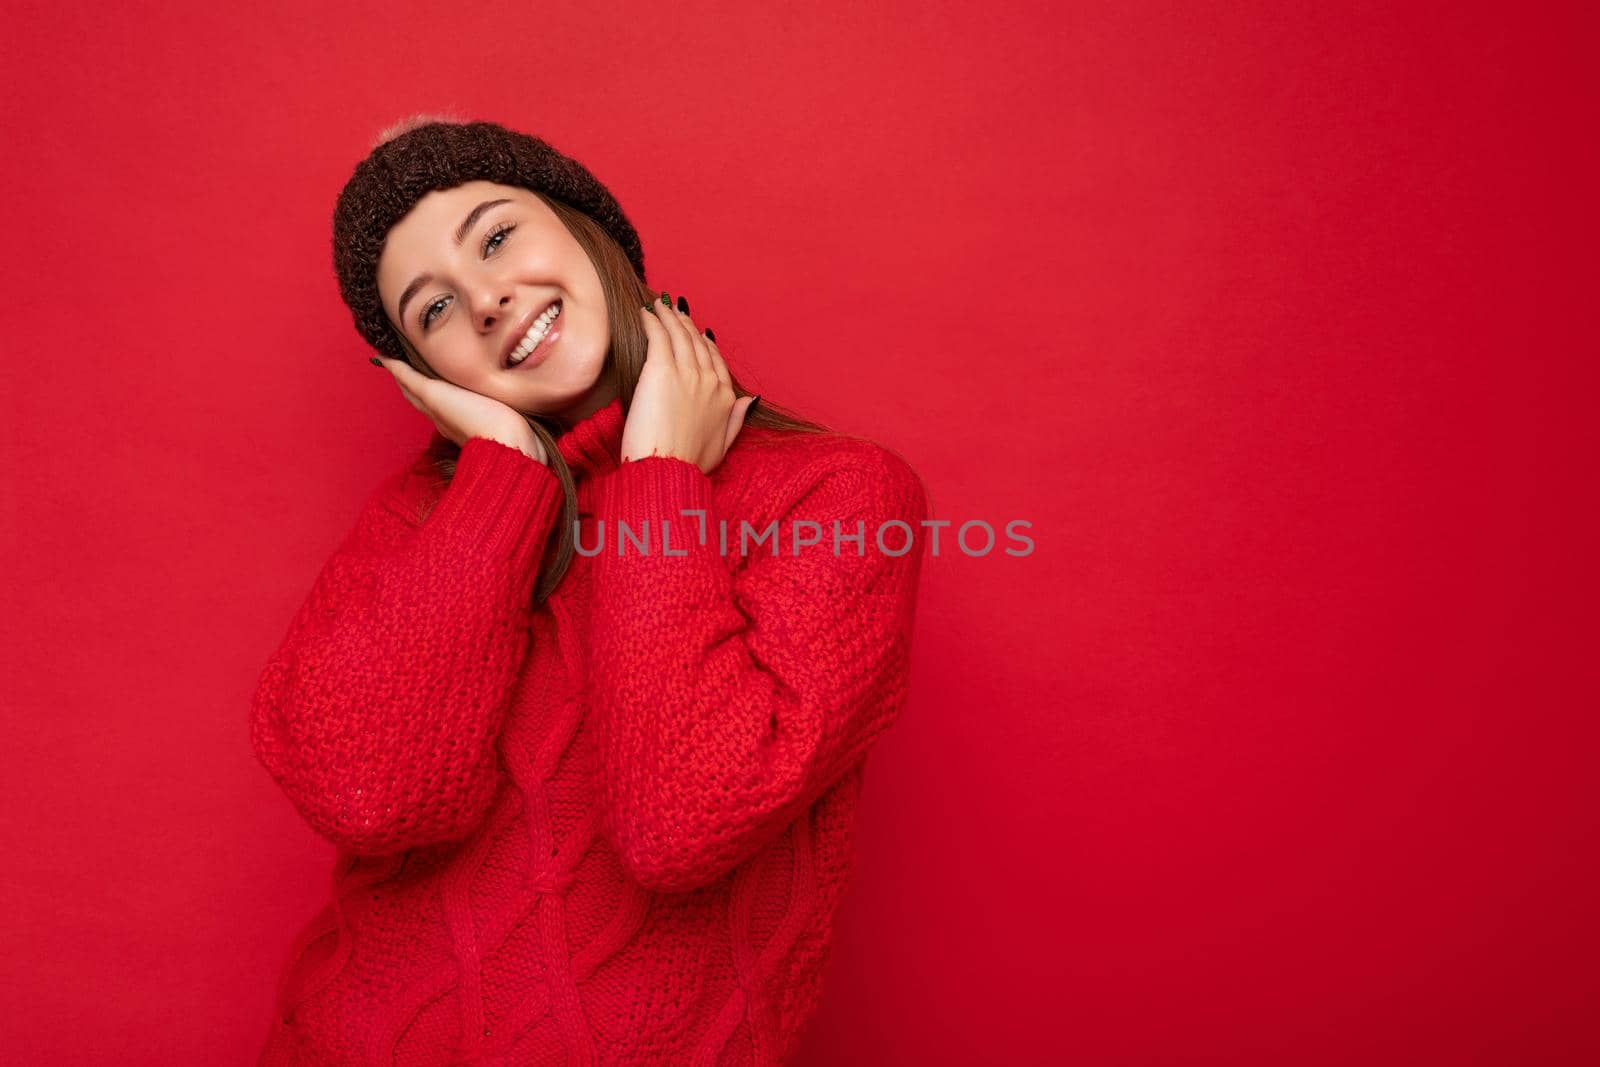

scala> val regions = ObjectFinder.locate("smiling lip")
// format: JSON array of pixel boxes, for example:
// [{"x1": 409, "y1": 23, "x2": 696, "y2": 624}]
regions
[
  {"x1": 508, "y1": 307, "x2": 563, "y2": 371},
  {"x1": 503, "y1": 300, "x2": 561, "y2": 369}
]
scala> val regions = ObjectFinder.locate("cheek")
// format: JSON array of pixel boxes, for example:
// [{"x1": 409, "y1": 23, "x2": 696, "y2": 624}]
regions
[{"x1": 433, "y1": 341, "x2": 488, "y2": 383}]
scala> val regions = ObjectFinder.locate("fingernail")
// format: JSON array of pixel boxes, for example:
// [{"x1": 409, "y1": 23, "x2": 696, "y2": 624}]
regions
[
  {"x1": 676, "y1": 295, "x2": 690, "y2": 314},
  {"x1": 750, "y1": 394, "x2": 761, "y2": 414},
  {"x1": 370, "y1": 357, "x2": 383, "y2": 367},
  {"x1": 659, "y1": 292, "x2": 671, "y2": 306},
  {"x1": 705, "y1": 327, "x2": 716, "y2": 341}
]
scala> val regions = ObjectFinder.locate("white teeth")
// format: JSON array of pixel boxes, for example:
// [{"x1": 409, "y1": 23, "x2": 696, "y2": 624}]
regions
[{"x1": 509, "y1": 303, "x2": 561, "y2": 365}]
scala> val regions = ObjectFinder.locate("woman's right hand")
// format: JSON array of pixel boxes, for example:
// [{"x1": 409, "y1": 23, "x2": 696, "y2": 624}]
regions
[{"x1": 374, "y1": 356, "x2": 548, "y2": 464}]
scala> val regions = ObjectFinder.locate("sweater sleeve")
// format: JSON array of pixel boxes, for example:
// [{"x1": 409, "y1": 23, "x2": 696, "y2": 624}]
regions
[
  {"x1": 586, "y1": 446, "x2": 928, "y2": 893},
  {"x1": 250, "y1": 436, "x2": 565, "y2": 857}
]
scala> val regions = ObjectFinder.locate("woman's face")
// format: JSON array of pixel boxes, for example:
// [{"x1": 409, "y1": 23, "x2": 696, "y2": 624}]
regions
[{"x1": 375, "y1": 180, "x2": 612, "y2": 422}]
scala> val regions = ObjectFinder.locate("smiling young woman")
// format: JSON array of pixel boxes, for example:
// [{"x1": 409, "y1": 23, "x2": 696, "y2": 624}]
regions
[{"x1": 250, "y1": 117, "x2": 930, "y2": 1065}]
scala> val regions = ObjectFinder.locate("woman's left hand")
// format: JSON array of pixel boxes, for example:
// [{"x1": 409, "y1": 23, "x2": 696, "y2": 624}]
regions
[{"x1": 621, "y1": 294, "x2": 758, "y2": 473}]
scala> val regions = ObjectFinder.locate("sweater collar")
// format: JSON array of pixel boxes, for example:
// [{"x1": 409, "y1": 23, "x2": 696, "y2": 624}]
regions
[{"x1": 554, "y1": 395, "x2": 625, "y2": 481}]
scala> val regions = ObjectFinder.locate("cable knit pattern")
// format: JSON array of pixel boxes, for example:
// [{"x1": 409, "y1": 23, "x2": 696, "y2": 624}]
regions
[{"x1": 250, "y1": 398, "x2": 928, "y2": 1065}]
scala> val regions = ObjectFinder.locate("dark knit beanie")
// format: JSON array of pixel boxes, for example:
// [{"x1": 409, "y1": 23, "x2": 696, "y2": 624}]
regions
[{"x1": 332, "y1": 119, "x2": 646, "y2": 362}]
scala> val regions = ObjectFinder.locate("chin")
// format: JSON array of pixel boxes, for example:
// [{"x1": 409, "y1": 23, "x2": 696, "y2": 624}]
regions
[{"x1": 527, "y1": 351, "x2": 606, "y2": 409}]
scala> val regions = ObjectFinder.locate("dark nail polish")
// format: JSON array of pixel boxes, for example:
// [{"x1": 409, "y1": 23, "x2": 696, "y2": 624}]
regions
[
  {"x1": 705, "y1": 327, "x2": 716, "y2": 342},
  {"x1": 676, "y1": 295, "x2": 690, "y2": 314},
  {"x1": 750, "y1": 394, "x2": 761, "y2": 414},
  {"x1": 660, "y1": 292, "x2": 671, "y2": 306},
  {"x1": 370, "y1": 357, "x2": 382, "y2": 367}
]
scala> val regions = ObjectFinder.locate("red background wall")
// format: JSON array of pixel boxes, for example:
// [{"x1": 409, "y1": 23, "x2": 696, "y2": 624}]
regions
[{"x1": 2, "y1": 2, "x2": 1593, "y2": 1063}]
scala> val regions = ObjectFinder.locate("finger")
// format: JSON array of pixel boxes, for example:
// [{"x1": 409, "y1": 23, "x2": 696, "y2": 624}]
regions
[
  {"x1": 384, "y1": 361, "x2": 422, "y2": 406},
  {"x1": 638, "y1": 305, "x2": 672, "y2": 370},
  {"x1": 671, "y1": 298, "x2": 715, "y2": 378},
  {"x1": 723, "y1": 394, "x2": 757, "y2": 455},
  {"x1": 705, "y1": 334, "x2": 733, "y2": 392},
  {"x1": 400, "y1": 390, "x2": 444, "y2": 436},
  {"x1": 650, "y1": 294, "x2": 693, "y2": 375},
  {"x1": 381, "y1": 355, "x2": 428, "y2": 395},
  {"x1": 395, "y1": 381, "x2": 424, "y2": 413},
  {"x1": 387, "y1": 356, "x2": 428, "y2": 385},
  {"x1": 682, "y1": 323, "x2": 713, "y2": 380},
  {"x1": 686, "y1": 317, "x2": 718, "y2": 381}
]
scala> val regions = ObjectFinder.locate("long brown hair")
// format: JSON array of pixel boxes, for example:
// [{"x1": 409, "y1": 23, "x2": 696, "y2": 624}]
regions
[{"x1": 389, "y1": 190, "x2": 854, "y2": 605}]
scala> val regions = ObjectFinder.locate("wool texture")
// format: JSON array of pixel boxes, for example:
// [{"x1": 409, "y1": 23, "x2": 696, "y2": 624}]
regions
[{"x1": 250, "y1": 398, "x2": 928, "y2": 1065}]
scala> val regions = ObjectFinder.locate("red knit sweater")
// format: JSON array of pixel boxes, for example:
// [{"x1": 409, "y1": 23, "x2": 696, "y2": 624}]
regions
[{"x1": 250, "y1": 397, "x2": 928, "y2": 1065}]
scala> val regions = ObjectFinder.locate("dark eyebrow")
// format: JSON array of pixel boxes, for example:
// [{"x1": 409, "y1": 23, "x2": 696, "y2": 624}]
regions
[{"x1": 395, "y1": 198, "x2": 514, "y2": 327}]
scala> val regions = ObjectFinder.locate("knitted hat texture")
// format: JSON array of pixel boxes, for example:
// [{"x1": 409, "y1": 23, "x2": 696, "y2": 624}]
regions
[{"x1": 332, "y1": 120, "x2": 646, "y2": 361}]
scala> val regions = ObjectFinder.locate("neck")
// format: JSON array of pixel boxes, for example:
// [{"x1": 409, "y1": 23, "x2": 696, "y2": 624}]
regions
[{"x1": 543, "y1": 377, "x2": 621, "y2": 432}]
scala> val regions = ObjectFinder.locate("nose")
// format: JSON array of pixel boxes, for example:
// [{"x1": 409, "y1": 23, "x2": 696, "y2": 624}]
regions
[{"x1": 469, "y1": 284, "x2": 515, "y2": 331}]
